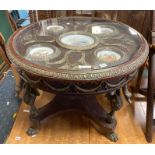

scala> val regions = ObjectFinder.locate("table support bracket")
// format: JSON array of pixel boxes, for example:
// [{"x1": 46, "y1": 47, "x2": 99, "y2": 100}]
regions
[{"x1": 23, "y1": 84, "x2": 124, "y2": 142}]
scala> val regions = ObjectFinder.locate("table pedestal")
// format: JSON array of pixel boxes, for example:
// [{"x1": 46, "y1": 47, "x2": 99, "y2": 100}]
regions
[{"x1": 23, "y1": 84, "x2": 122, "y2": 142}]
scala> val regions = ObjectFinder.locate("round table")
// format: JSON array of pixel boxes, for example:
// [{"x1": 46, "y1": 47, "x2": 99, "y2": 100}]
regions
[{"x1": 6, "y1": 17, "x2": 149, "y2": 142}]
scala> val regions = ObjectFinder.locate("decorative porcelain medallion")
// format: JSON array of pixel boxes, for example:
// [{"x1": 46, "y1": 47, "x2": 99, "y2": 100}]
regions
[
  {"x1": 25, "y1": 43, "x2": 60, "y2": 62},
  {"x1": 56, "y1": 31, "x2": 99, "y2": 50},
  {"x1": 88, "y1": 24, "x2": 120, "y2": 37}
]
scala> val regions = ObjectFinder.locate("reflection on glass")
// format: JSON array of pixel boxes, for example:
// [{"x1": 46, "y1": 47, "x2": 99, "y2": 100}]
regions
[
  {"x1": 99, "y1": 63, "x2": 108, "y2": 68},
  {"x1": 78, "y1": 65, "x2": 91, "y2": 69},
  {"x1": 128, "y1": 27, "x2": 137, "y2": 35},
  {"x1": 47, "y1": 25, "x2": 64, "y2": 32},
  {"x1": 92, "y1": 26, "x2": 113, "y2": 34}
]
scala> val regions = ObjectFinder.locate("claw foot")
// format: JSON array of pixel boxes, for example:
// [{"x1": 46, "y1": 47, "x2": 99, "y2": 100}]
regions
[
  {"x1": 26, "y1": 127, "x2": 38, "y2": 136},
  {"x1": 106, "y1": 132, "x2": 118, "y2": 142}
]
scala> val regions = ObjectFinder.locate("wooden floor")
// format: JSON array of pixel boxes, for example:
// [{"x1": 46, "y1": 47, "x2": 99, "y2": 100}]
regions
[{"x1": 6, "y1": 88, "x2": 155, "y2": 144}]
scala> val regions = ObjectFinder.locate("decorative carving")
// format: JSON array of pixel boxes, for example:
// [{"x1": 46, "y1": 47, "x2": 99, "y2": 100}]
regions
[
  {"x1": 23, "y1": 93, "x2": 120, "y2": 142},
  {"x1": 106, "y1": 90, "x2": 123, "y2": 116},
  {"x1": 23, "y1": 83, "x2": 40, "y2": 134},
  {"x1": 19, "y1": 70, "x2": 137, "y2": 94}
]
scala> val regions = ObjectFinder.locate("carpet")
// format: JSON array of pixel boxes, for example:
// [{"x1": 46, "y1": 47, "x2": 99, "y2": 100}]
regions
[{"x1": 0, "y1": 70, "x2": 21, "y2": 143}]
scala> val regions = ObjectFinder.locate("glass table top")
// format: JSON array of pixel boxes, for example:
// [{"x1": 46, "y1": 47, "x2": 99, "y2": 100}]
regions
[{"x1": 7, "y1": 17, "x2": 149, "y2": 80}]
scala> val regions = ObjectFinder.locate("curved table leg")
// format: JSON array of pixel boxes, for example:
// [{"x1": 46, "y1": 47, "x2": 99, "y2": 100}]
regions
[
  {"x1": 23, "y1": 84, "x2": 40, "y2": 136},
  {"x1": 24, "y1": 90, "x2": 123, "y2": 142},
  {"x1": 106, "y1": 90, "x2": 123, "y2": 116}
]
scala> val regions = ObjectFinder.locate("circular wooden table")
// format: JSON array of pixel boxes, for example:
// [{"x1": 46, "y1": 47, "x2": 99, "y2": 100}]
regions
[{"x1": 6, "y1": 17, "x2": 149, "y2": 142}]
